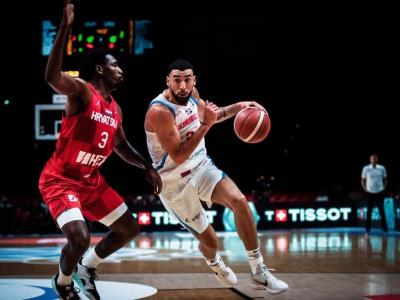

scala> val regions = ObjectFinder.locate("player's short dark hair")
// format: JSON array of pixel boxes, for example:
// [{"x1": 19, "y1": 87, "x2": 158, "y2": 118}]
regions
[
  {"x1": 167, "y1": 59, "x2": 194, "y2": 74},
  {"x1": 79, "y1": 48, "x2": 113, "y2": 81}
]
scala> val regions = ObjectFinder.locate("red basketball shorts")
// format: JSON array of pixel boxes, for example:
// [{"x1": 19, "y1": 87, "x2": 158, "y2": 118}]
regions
[{"x1": 39, "y1": 174, "x2": 125, "y2": 223}]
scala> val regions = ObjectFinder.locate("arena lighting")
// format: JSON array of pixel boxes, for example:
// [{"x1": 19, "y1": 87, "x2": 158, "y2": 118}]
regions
[{"x1": 264, "y1": 207, "x2": 352, "y2": 223}]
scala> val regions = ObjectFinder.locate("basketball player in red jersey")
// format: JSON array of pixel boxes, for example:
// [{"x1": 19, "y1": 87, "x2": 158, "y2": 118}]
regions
[
  {"x1": 39, "y1": 1, "x2": 162, "y2": 299},
  {"x1": 144, "y1": 59, "x2": 288, "y2": 294}
]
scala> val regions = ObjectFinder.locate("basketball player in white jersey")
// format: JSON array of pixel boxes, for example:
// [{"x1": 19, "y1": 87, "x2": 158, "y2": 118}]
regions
[{"x1": 144, "y1": 59, "x2": 288, "y2": 294}]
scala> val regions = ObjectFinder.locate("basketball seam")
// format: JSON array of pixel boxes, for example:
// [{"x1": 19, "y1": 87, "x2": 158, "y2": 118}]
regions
[
  {"x1": 234, "y1": 107, "x2": 255, "y2": 137},
  {"x1": 234, "y1": 107, "x2": 250, "y2": 135},
  {"x1": 244, "y1": 110, "x2": 265, "y2": 142}
]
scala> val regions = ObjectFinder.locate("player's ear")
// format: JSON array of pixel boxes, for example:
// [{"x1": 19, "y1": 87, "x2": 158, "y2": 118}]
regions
[
  {"x1": 166, "y1": 76, "x2": 170, "y2": 87},
  {"x1": 193, "y1": 75, "x2": 196, "y2": 86},
  {"x1": 96, "y1": 65, "x2": 104, "y2": 75}
]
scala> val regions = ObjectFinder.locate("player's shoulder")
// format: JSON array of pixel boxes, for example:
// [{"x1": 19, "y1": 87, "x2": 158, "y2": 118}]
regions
[
  {"x1": 148, "y1": 94, "x2": 176, "y2": 115},
  {"x1": 148, "y1": 102, "x2": 174, "y2": 117}
]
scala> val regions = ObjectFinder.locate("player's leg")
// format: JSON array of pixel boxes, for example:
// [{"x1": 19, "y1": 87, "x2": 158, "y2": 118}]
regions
[
  {"x1": 56, "y1": 209, "x2": 89, "y2": 300},
  {"x1": 94, "y1": 210, "x2": 139, "y2": 258},
  {"x1": 366, "y1": 193, "x2": 374, "y2": 233},
  {"x1": 375, "y1": 193, "x2": 388, "y2": 233},
  {"x1": 158, "y1": 178, "x2": 237, "y2": 286},
  {"x1": 211, "y1": 177, "x2": 258, "y2": 250},
  {"x1": 193, "y1": 223, "x2": 237, "y2": 285},
  {"x1": 39, "y1": 182, "x2": 87, "y2": 300},
  {"x1": 211, "y1": 177, "x2": 288, "y2": 294},
  {"x1": 75, "y1": 180, "x2": 137, "y2": 300},
  {"x1": 194, "y1": 224, "x2": 218, "y2": 259}
]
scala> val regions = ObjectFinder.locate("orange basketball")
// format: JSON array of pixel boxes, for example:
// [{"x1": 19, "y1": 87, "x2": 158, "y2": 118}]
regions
[{"x1": 233, "y1": 106, "x2": 271, "y2": 143}]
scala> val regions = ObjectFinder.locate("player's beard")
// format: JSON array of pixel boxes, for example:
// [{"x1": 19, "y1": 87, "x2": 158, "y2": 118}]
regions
[{"x1": 171, "y1": 89, "x2": 192, "y2": 105}]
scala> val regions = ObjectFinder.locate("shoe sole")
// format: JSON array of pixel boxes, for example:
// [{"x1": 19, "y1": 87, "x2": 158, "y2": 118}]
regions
[
  {"x1": 252, "y1": 279, "x2": 289, "y2": 294},
  {"x1": 215, "y1": 275, "x2": 238, "y2": 286}
]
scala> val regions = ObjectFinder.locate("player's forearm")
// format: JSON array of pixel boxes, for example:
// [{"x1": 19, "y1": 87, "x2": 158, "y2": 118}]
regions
[
  {"x1": 217, "y1": 103, "x2": 242, "y2": 123},
  {"x1": 115, "y1": 140, "x2": 151, "y2": 170},
  {"x1": 45, "y1": 24, "x2": 70, "y2": 83},
  {"x1": 172, "y1": 124, "x2": 210, "y2": 164}
]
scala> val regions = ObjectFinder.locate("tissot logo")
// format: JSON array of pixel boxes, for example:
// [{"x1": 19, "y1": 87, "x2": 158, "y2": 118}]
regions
[
  {"x1": 275, "y1": 209, "x2": 287, "y2": 222},
  {"x1": 138, "y1": 212, "x2": 151, "y2": 225},
  {"x1": 132, "y1": 211, "x2": 217, "y2": 226},
  {"x1": 265, "y1": 207, "x2": 352, "y2": 223}
]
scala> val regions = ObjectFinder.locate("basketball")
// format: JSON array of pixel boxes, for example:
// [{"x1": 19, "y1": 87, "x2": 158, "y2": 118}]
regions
[{"x1": 233, "y1": 106, "x2": 271, "y2": 143}]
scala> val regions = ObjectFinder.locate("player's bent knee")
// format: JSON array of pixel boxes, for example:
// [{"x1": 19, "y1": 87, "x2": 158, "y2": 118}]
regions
[
  {"x1": 230, "y1": 195, "x2": 249, "y2": 212},
  {"x1": 70, "y1": 232, "x2": 90, "y2": 252}
]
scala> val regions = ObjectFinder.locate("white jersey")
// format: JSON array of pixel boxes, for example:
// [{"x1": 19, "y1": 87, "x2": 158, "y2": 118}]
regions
[
  {"x1": 361, "y1": 164, "x2": 387, "y2": 193},
  {"x1": 146, "y1": 94, "x2": 207, "y2": 181}
]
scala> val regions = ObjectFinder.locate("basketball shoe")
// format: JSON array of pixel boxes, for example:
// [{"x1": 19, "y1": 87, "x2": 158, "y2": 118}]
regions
[
  {"x1": 207, "y1": 254, "x2": 238, "y2": 286},
  {"x1": 51, "y1": 274, "x2": 80, "y2": 300},
  {"x1": 252, "y1": 263, "x2": 288, "y2": 294},
  {"x1": 74, "y1": 258, "x2": 100, "y2": 300}
]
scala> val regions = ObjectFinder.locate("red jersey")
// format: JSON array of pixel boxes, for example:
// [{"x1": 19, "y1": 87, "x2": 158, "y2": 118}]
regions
[{"x1": 40, "y1": 83, "x2": 121, "y2": 186}]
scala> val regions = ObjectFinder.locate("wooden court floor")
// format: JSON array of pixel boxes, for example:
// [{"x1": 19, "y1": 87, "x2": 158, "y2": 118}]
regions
[{"x1": 0, "y1": 228, "x2": 399, "y2": 299}]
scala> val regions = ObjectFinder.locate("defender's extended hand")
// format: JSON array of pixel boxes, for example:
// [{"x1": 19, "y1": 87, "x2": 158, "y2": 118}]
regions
[
  {"x1": 61, "y1": 0, "x2": 75, "y2": 27},
  {"x1": 145, "y1": 166, "x2": 162, "y2": 195}
]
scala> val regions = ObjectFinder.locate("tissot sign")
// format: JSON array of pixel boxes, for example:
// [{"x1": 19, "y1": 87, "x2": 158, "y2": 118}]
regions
[
  {"x1": 265, "y1": 207, "x2": 352, "y2": 223},
  {"x1": 129, "y1": 197, "x2": 398, "y2": 230}
]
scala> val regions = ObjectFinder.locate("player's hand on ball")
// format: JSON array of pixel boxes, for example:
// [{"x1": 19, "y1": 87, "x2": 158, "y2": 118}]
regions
[
  {"x1": 236, "y1": 101, "x2": 266, "y2": 113},
  {"x1": 203, "y1": 100, "x2": 219, "y2": 127}
]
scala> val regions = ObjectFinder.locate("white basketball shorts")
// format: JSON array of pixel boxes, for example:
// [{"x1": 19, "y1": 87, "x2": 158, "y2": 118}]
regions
[{"x1": 159, "y1": 157, "x2": 226, "y2": 234}]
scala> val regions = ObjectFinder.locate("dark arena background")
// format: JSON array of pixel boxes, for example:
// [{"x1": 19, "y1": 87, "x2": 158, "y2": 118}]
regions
[{"x1": 0, "y1": 1, "x2": 399, "y2": 299}]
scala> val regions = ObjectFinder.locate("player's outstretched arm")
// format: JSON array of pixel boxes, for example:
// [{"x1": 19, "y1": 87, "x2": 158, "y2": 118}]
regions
[
  {"x1": 114, "y1": 124, "x2": 162, "y2": 194},
  {"x1": 216, "y1": 101, "x2": 266, "y2": 123},
  {"x1": 45, "y1": 0, "x2": 85, "y2": 97},
  {"x1": 192, "y1": 88, "x2": 265, "y2": 123}
]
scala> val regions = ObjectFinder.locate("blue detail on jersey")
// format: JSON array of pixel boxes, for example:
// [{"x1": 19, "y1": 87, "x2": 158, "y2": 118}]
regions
[
  {"x1": 189, "y1": 96, "x2": 199, "y2": 106},
  {"x1": 149, "y1": 100, "x2": 175, "y2": 117},
  {"x1": 156, "y1": 153, "x2": 168, "y2": 171}
]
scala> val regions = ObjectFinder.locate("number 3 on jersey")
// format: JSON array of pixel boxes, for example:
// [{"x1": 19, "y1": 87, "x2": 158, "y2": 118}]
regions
[{"x1": 98, "y1": 131, "x2": 109, "y2": 148}]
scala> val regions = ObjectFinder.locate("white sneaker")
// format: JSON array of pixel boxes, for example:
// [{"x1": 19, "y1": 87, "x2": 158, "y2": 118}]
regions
[
  {"x1": 208, "y1": 255, "x2": 238, "y2": 286},
  {"x1": 252, "y1": 264, "x2": 288, "y2": 294},
  {"x1": 74, "y1": 258, "x2": 100, "y2": 300}
]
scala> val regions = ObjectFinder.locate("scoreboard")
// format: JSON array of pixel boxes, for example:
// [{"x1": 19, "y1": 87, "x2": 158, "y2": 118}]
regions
[{"x1": 42, "y1": 19, "x2": 153, "y2": 56}]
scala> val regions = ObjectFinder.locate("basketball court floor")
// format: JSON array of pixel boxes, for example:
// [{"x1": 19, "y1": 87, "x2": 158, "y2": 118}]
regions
[{"x1": 0, "y1": 227, "x2": 399, "y2": 299}]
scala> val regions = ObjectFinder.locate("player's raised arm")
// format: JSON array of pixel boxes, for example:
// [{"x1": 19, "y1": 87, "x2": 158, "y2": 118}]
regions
[{"x1": 45, "y1": 0, "x2": 86, "y2": 97}]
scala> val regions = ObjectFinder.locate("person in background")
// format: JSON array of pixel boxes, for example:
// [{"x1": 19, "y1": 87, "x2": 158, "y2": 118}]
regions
[{"x1": 361, "y1": 153, "x2": 388, "y2": 235}]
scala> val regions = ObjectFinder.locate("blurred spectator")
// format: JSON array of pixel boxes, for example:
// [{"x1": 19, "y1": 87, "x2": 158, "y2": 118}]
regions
[{"x1": 361, "y1": 153, "x2": 388, "y2": 235}]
